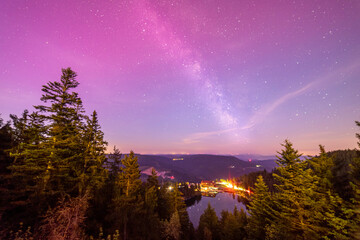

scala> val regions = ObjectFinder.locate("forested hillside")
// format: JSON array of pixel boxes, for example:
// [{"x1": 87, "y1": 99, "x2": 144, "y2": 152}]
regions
[{"x1": 134, "y1": 154, "x2": 264, "y2": 182}]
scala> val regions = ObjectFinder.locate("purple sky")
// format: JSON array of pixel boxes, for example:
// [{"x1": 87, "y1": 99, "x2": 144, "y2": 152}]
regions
[{"x1": 1, "y1": 0, "x2": 359, "y2": 155}]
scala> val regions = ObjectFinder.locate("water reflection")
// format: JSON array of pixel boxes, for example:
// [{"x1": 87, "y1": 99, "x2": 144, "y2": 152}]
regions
[{"x1": 186, "y1": 192, "x2": 247, "y2": 228}]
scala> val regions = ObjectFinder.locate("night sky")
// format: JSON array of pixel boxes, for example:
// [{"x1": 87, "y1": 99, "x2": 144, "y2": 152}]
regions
[{"x1": 1, "y1": 0, "x2": 359, "y2": 155}]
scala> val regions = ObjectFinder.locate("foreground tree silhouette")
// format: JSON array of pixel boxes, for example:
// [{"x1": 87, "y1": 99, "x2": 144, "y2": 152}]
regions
[
  {"x1": 81, "y1": 110, "x2": 108, "y2": 194},
  {"x1": 0, "y1": 116, "x2": 15, "y2": 222},
  {"x1": 197, "y1": 203, "x2": 220, "y2": 240},
  {"x1": 264, "y1": 141, "x2": 354, "y2": 240},
  {"x1": 352, "y1": 121, "x2": 360, "y2": 238},
  {"x1": 219, "y1": 207, "x2": 247, "y2": 240},
  {"x1": 112, "y1": 151, "x2": 143, "y2": 240},
  {"x1": 34, "y1": 68, "x2": 87, "y2": 196},
  {"x1": 247, "y1": 175, "x2": 273, "y2": 240},
  {"x1": 162, "y1": 211, "x2": 181, "y2": 240},
  {"x1": 308, "y1": 146, "x2": 353, "y2": 239},
  {"x1": 8, "y1": 68, "x2": 108, "y2": 222},
  {"x1": 266, "y1": 140, "x2": 322, "y2": 239}
]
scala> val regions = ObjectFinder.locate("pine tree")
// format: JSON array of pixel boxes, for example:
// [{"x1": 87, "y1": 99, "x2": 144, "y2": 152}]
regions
[
  {"x1": 38, "y1": 68, "x2": 87, "y2": 195},
  {"x1": 247, "y1": 175, "x2": 274, "y2": 240},
  {"x1": 11, "y1": 68, "x2": 88, "y2": 198},
  {"x1": 219, "y1": 210, "x2": 237, "y2": 240},
  {"x1": 353, "y1": 122, "x2": 360, "y2": 194},
  {"x1": 9, "y1": 111, "x2": 48, "y2": 199},
  {"x1": 0, "y1": 115, "x2": 15, "y2": 224},
  {"x1": 112, "y1": 151, "x2": 143, "y2": 240},
  {"x1": 331, "y1": 150, "x2": 356, "y2": 201},
  {"x1": 80, "y1": 110, "x2": 108, "y2": 194},
  {"x1": 108, "y1": 146, "x2": 122, "y2": 179},
  {"x1": 275, "y1": 139, "x2": 302, "y2": 167},
  {"x1": 351, "y1": 121, "x2": 360, "y2": 239},
  {"x1": 162, "y1": 211, "x2": 181, "y2": 240},
  {"x1": 197, "y1": 203, "x2": 219, "y2": 240},
  {"x1": 143, "y1": 169, "x2": 161, "y2": 240},
  {"x1": 9, "y1": 110, "x2": 29, "y2": 149},
  {"x1": 171, "y1": 183, "x2": 192, "y2": 240},
  {"x1": 0, "y1": 115, "x2": 13, "y2": 170},
  {"x1": 309, "y1": 145, "x2": 333, "y2": 190},
  {"x1": 307, "y1": 146, "x2": 352, "y2": 239},
  {"x1": 268, "y1": 140, "x2": 352, "y2": 239},
  {"x1": 269, "y1": 140, "x2": 316, "y2": 239},
  {"x1": 0, "y1": 110, "x2": 49, "y2": 229},
  {"x1": 9, "y1": 110, "x2": 45, "y2": 167},
  {"x1": 86, "y1": 147, "x2": 119, "y2": 236},
  {"x1": 8, "y1": 68, "x2": 108, "y2": 221},
  {"x1": 147, "y1": 168, "x2": 160, "y2": 190},
  {"x1": 158, "y1": 183, "x2": 174, "y2": 221},
  {"x1": 145, "y1": 184, "x2": 159, "y2": 217},
  {"x1": 119, "y1": 151, "x2": 142, "y2": 198},
  {"x1": 234, "y1": 207, "x2": 247, "y2": 239}
]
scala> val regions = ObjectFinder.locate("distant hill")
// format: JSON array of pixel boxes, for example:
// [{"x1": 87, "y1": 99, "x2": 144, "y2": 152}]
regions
[
  {"x1": 234, "y1": 154, "x2": 277, "y2": 161},
  {"x1": 109, "y1": 153, "x2": 277, "y2": 182},
  {"x1": 234, "y1": 154, "x2": 278, "y2": 172},
  {"x1": 168, "y1": 154, "x2": 254, "y2": 180},
  {"x1": 136, "y1": 154, "x2": 200, "y2": 182},
  {"x1": 249, "y1": 159, "x2": 278, "y2": 171}
]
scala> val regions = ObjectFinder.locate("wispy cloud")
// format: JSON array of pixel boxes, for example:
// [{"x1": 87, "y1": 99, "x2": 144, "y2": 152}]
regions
[
  {"x1": 183, "y1": 127, "x2": 238, "y2": 144},
  {"x1": 182, "y1": 59, "x2": 360, "y2": 143},
  {"x1": 241, "y1": 60, "x2": 360, "y2": 130},
  {"x1": 241, "y1": 81, "x2": 316, "y2": 130}
]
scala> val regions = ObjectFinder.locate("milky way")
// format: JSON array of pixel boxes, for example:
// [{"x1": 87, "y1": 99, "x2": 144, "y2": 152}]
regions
[{"x1": 0, "y1": 0, "x2": 359, "y2": 154}]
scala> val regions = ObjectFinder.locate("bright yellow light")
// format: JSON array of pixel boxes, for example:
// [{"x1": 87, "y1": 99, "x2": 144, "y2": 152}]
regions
[{"x1": 217, "y1": 180, "x2": 248, "y2": 192}]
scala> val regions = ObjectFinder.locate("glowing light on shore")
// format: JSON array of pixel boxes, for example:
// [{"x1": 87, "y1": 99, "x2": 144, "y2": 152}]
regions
[{"x1": 218, "y1": 179, "x2": 251, "y2": 194}]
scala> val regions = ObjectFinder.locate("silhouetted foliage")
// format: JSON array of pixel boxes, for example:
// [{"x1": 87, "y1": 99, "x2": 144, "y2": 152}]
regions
[
  {"x1": 237, "y1": 169, "x2": 277, "y2": 194},
  {"x1": 197, "y1": 203, "x2": 220, "y2": 240}
]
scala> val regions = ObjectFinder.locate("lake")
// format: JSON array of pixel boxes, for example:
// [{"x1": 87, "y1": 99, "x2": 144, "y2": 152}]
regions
[{"x1": 186, "y1": 192, "x2": 247, "y2": 228}]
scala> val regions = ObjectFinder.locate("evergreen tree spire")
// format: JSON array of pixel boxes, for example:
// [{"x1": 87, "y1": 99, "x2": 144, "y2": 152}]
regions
[
  {"x1": 32, "y1": 67, "x2": 87, "y2": 196},
  {"x1": 112, "y1": 150, "x2": 143, "y2": 240},
  {"x1": 147, "y1": 168, "x2": 159, "y2": 189},
  {"x1": 247, "y1": 175, "x2": 273, "y2": 240},
  {"x1": 197, "y1": 203, "x2": 219, "y2": 240},
  {"x1": 276, "y1": 139, "x2": 302, "y2": 167},
  {"x1": 80, "y1": 110, "x2": 108, "y2": 194},
  {"x1": 9, "y1": 68, "x2": 108, "y2": 211},
  {"x1": 119, "y1": 151, "x2": 141, "y2": 197},
  {"x1": 108, "y1": 146, "x2": 122, "y2": 180}
]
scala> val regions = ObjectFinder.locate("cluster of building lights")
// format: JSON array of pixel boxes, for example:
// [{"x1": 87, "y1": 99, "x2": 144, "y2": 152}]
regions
[
  {"x1": 200, "y1": 179, "x2": 251, "y2": 194},
  {"x1": 217, "y1": 180, "x2": 251, "y2": 194}
]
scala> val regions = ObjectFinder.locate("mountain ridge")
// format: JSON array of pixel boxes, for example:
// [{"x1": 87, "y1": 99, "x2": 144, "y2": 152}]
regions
[{"x1": 107, "y1": 153, "x2": 278, "y2": 182}]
